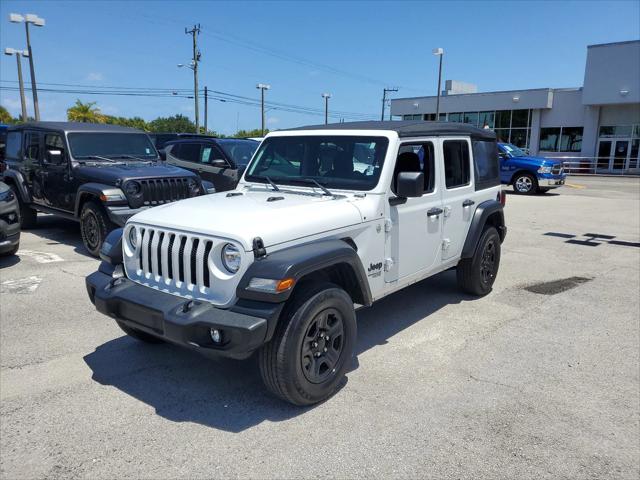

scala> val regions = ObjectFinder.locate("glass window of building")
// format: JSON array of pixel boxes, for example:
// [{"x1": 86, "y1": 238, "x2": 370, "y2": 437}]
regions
[
  {"x1": 559, "y1": 127, "x2": 583, "y2": 152},
  {"x1": 478, "y1": 111, "x2": 495, "y2": 129},
  {"x1": 510, "y1": 129, "x2": 529, "y2": 148},
  {"x1": 495, "y1": 111, "x2": 511, "y2": 129},
  {"x1": 539, "y1": 128, "x2": 560, "y2": 151},
  {"x1": 448, "y1": 113, "x2": 463, "y2": 123},
  {"x1": 511, "y1": 109, "x2": 530, "y2": 128},
  {"x1": 463, "y1": 112, "x2": 479, "y2": 126},
  {"x1": 494, "y1": 129, "x2": 510, "y2": 143}
]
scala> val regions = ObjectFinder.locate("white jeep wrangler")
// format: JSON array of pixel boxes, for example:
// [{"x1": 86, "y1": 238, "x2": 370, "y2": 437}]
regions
[{"x1": 87, "y1": 121, "x2": 506, "y2": 405}]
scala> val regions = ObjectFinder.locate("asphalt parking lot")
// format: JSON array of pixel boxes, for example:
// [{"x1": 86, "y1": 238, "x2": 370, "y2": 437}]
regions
[{"x1": 1, "y1": 176, "x2": 639, "y2": 479}]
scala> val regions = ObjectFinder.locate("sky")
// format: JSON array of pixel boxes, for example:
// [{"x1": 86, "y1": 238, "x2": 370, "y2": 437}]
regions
[{"x1": 1, "y1": 0, "x2": 639, "y2": 135}]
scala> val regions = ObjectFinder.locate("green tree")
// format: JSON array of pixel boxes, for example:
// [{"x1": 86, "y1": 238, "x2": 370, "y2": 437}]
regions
[
  {"x1": 233, "y1": 128, "x2": 268, "y2": 138},
  {"x1": 0, "y1": 106, "x2": 17, "y2": 124},
  {"x1": 147, "y1": 114, "x2": 196, "y2": 133},
  {"x1": 103, "y1": 115, "x2": 148, "y2": 131},
  {"x1": 67, "y1": 99, "x2": 105, "y2": 123}
]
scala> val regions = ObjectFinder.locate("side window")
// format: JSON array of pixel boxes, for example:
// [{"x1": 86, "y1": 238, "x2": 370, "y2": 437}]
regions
[
  {"x1": 443, "y1": 140, "x2": 470, "y2": 189},
  {"x1": 5, "y1": 132, "x2": 22, "y2": 160},
  {"x1": 44, "y1": 133, "x2": 66, "y2": 163},
  {"x1": 472, "y1": 140, "x2": 500, "y2": 190},
  {"x1": 395, "y1": 142, "x2": 436, "y2": 194},
  {"x1": 201, "y1": 146, "x2": 226, "y2": 165},
  {"x1": 175, "y1": 143, "x2": 201, "y2": 163},
  {"x1": 24, "y1": 132, "x2": 41, "y2": 162}
]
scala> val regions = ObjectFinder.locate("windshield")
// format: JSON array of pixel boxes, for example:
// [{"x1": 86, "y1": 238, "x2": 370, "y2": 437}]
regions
[
  {"x1": 500, "y1": 143, "x2": 527, "y2": 157},
  {"x1": 245, "y1": 136, "x2": 388, "y2": 191},
  {"x1": 68, "y1": 133, "x2": 158, "y2": 159},
  {"x1": 217, "y1": 139, "x2": 259, "y2": 167}
]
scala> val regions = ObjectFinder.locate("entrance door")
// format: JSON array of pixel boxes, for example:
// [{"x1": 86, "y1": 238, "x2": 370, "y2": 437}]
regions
[
  {"x1": 597, "y1": 141, "x2": 612, "y2": 171},
  {"x1": 385, "y1": 140, "x2": 443, "y2": 283},
  {"x1": 612, "y1": 140, "x2": 629, "y2": 171}
]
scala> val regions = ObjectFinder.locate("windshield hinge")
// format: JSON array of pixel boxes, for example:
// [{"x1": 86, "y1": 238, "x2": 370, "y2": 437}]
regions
[
  {"x1": 252, "y1": 237, "x2": 267, "y2": 259},
  {"x1": 384, "y1": 219, "x2": 393, "y2": 232}
]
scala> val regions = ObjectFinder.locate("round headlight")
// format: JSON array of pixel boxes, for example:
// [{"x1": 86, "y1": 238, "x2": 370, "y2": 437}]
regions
[
  {"x1": 124, "y1": 180, "x2": 141, "y2": 196},
  {"x1": 128, "y1": 226, "x2": 138, "y2": 249},
  {"x1": 187, "y1": 177, "x2": 200, "y2": 197},
  {"x1": 221, "y1": 243, "x2": 241, "y2": 273}
]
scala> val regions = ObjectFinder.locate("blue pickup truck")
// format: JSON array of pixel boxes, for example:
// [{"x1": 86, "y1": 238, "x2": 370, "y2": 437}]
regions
[{"x1": 498, "y1": 142, "x2": 566, "y2": 194}]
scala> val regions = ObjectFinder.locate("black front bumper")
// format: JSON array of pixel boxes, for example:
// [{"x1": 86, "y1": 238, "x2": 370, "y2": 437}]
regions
[
  {"x1": 0, "y1": 199, "x2": 20, "y2": 254},
  {"x1": 86, "y1": 270, "x2": 283, "y2": 359}
]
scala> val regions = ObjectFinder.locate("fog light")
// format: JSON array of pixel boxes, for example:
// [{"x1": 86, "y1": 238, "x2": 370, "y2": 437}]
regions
[{"x1": 210, "y1": 328, "x2": 222, "y2": 344}]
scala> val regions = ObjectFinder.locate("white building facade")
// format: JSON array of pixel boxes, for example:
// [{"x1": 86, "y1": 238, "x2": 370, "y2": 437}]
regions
[{"x1": 391, "y1": 40, "x2": 640, "y2": 174}]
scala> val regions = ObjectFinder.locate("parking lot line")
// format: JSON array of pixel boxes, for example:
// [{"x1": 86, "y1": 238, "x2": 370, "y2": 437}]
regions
[{"x1": 565, "y1": 182, "x2": 586, "y2": 189}]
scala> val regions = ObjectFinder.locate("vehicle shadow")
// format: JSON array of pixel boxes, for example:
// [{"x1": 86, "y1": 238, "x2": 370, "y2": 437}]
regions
[
  {"x1": 503, "y1": 190, "x2": 561, "y2": 197},
  {"x1": 0, "y1": 254, "x2": 21, "y2": 269},
  {"x1": 83, "y1": 270, "x2": 470, "y2": 431},
  {"x1": 25, "y1": 214, "x2": 94, "y2": 258}
]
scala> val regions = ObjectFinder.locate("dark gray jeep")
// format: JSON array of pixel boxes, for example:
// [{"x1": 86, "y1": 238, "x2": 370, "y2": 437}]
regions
[{"x1": 1, "y1": 122, "x2": 209, "y2": 256}]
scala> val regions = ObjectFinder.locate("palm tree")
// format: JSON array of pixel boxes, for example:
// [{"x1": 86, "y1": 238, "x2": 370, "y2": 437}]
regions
[
  {"x1": 0, "y1": 105, "x2": 16, "y2": 124},
  {"x1": 67, "y1": 100, "x2": 104, "y2": 123}
]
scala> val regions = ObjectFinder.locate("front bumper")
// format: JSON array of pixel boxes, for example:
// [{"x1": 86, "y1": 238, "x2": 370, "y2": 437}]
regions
[
  {"x1": 86, "y1": 270, "x2": 282, "y2": 359},
  {"x1": 537, "y1": 173, "x2": 566, "y2": 188},
  {"x1": 105, "y1": 205, "x2": 150, "y2": 227},
  {"x1": 0, "y1": 200, "x2": 20, "y2": 254}
]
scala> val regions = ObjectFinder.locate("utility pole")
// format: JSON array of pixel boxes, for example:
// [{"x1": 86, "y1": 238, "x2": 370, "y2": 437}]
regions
[
  {"x1": 433, "y1": 48, "x2": 444, "y2": 121},
  {"x1": 256, "y1": 83, "x2": 270, "y2": 135},
  {"x1": 204, "y1": 86, "x2": 208, "y2": 133},
  {"x1": 381, "y1": 87, "x2": 398, "y2": 121},
  {"x1": 4, "y1": 48, "x2": 28, "y2": 121},
  {"x1": 321, "y1": 93, "x2": 331, "y2": 124},
  {"x1": 10, "y1": 14, "x2": 44, "y2": 121},
  {"x1": 185, "y1": 24, "x2": 201, "y2": 132}
]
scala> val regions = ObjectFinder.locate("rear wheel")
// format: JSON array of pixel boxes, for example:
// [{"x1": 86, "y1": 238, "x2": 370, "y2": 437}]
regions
[
  {"x1": 80, "y1": 201, "x2": 115, "y2": 257},
  {"x1": 116, "y1": 321, "x2": 164, "y2": 343},
  {"x1": 457, "y1": 226, "x2": 501, "y2": 296},
  {"x1": 258, "y1": 282, "x2": 356, "y2": 406},
  {"x1": 512, "y1": 173, "x2": 537, "y2": 194},
  {"x1": 10, "y1": 186, "x2": 37, "y2": 229}
]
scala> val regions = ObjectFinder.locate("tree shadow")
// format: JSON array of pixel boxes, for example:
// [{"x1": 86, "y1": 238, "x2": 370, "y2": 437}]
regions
[
  {"x1": 83, "y1": 270, "x2": 470, "y2": 431},
  {"x1": 24, "y1": 214, "x2": 94, "y2": 258}
]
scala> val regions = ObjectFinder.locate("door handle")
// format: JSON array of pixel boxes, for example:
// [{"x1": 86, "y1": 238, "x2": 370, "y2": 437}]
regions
[
  {"x1": 427, "y1": 207, "x2": 443, "y2": 217},
  {"x1": 462, "y1": 199, "x2": 475, "y2": 207}
]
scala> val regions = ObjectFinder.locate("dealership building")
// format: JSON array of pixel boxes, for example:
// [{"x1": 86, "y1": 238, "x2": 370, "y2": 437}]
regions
[{"x1": 390, "y1": 40, "x2": 640, "y2": 174}]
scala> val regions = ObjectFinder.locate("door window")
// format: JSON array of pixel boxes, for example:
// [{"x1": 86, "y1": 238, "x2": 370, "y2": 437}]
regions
[
  {"x1": 613, "y1": 141, "x2": 629, "y2": 170},
  {"x1": 597, "y1": 141, "x2": 611, "y2": 169},
  {"x1": 443, "y1": 140, "x2": 470, "y2": 188},
  {"x1": 395, "y1": 142, "x2": 436, "y2": 194},
  {"x1": 5, "y1": 132, "x2": 21, "y2": 160},
  {"x1": 24, "y1": 132, "x2": 41, "y2": 162},
  {"x1": 201, "y1": 146, "x2": 226, "y2": 165},
  {"x1": 175, "y1": 143, "x2": 201, "y2": 163},
  {"x1": 44, "y1": 133, "x2": 65, "y2": 164}
]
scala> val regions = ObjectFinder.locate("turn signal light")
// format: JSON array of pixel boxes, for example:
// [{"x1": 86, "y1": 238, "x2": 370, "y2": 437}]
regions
[{"x1": 276, "y1": 278, "x2": 295, "y2": 292}]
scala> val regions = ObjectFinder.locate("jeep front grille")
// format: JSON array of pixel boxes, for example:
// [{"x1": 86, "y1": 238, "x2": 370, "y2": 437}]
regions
[
  {"x1": 140, "y1": 178, "x2": 190, "y2": 205},
  {"x1": 551, "y1": 164, "x2": 563, "y2": 175}
]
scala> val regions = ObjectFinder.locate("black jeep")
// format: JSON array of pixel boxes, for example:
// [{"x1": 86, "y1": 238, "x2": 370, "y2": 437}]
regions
[{"x1": 1, "y1": 122, "x2": 209, "y2": 256}]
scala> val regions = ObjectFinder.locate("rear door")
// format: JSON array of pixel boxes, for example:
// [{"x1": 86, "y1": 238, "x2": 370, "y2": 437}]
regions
[
  {"x1": 384, "y1": 139, "x2": 444, "y2": 282},
  {"x1": 439, "y1": 138, "x2": 475, "y2": 260},
  {"x1": 200, "y1": 143, "x2": 236, "y2": 191},
  {"x1": 166, "y1": 142, "x2": 202, "y2": 175}
]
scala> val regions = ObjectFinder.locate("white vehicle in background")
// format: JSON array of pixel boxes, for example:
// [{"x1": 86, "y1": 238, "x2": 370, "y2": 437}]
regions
[{"x1": 87, "y1": 121, "x2": 506, "y2": 406}]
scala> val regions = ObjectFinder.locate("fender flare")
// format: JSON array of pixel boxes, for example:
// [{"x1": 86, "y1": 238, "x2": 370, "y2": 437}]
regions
[
  {"x1": 75, "y1": 183, "x2": 127, "y2": 217},
  {"x1": 461, "y1": 200, "x2": 506, "y2": 259},
  {"x1": 1, "y1": 170, "x2": 31, "y2": 203},
  {"x1": 236, "y1": 238, "x2": 372, "y2": 307}
]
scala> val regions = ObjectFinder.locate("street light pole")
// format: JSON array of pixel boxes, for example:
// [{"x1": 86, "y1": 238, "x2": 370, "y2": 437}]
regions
[
  {"x1": 204, "y1": 86, "x2": 208, "y2": 133},
  {"x1": 321, "y1": 93, "x2": 331, "y2": 124},
  {"x1": 185, "y1": 24, "x2": 201, "y2": 132},
  {"x1": 10, "y1": 13, "x2": 44, "y2": 121},
  {"x1": 256, "y1": 83, "x2": 270, "y2": 135},
  {"x1": 4, "y1": 48, "x2": 29, "y2": 121},
  {"x1": 432, "y1": 48, "x2": 444, "y2": 121},
  {"x1": 381, "y1": 87, "x2": 398, "y2": 121}
]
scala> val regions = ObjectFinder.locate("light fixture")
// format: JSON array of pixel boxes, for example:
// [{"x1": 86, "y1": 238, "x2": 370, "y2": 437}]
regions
[
  {"x1": 512, "y1": 95, "x2": 520, "y2": 103},
  {"x1": 620, "y1": 89, "x2": 629, "y2": 97},
  {"x1": 432, "y1": 47, "x2": 444, "y2": 56}
]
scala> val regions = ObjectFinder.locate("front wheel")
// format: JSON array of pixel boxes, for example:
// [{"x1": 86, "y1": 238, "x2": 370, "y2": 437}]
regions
[
  {"x1": 512, "y1": 173, "x2": 537, "y2": 194},
  {"x1": 457, "y1": 226, "x2": 501, "y2": 296},
  {"x1": 258, "y1": 283, "x2": 356, "y2": 406},
  {"x1": 80, "y1": 201, "x2": 114, "y2": 257}
]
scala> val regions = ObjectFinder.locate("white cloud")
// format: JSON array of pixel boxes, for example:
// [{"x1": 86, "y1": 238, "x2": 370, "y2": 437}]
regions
[
  {"x1": 86, "y1": 72, "x2": 104, "y2": 81},
  {"x1": 267, "y1": 116, "x2": 280, "y2": 125}
]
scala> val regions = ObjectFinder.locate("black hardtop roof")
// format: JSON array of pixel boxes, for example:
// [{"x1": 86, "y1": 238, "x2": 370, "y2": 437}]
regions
[
  {"x1": 166, "y1": 137, "x2": 257, "y2": 145},
  {"x1": 285, "y1": 120, "x2": 496, "y2": 140},
  {"x1": 7, "y1": 121, "x2": 146, "y2": 134}
]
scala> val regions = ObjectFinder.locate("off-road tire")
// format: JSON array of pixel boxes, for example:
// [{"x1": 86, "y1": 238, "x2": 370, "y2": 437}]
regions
[
  {"x1": 10, "y1": 186, "x2": 37, "y2": 229},
  {"x1": 457, "y1": 226, "x2": 501, "y2": 296},
  {"x1": 116, "y1": 321, "x2": 164, "y2": 344},
  {"x1": 512, "y1": 173, "x2": 537, "y2": 194},
  {"x1": 80, "y1": 201, "x2": 114, "y2": 257},
  {"x1": 258, "y1": 282, "x2": 356, "y2": 406}
]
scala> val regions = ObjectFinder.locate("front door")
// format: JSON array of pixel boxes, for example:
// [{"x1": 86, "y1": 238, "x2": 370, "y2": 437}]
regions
[
  {"x1": 42, "y1": 132, "x2": 74, "y2": 211},
  {"x1": 612, "y1": 140, "x2": 629, "y2": 171},
  {"x1": 596, "y1": 140, "x2": 612, "y2": 171},
  {"x1": 440, "y1": 138, "x2": 475, "y2": 260},
  {"x1": 23, "y1": 130, "x2": 45, "y2": 205},
  {"x1": 385, "y1": 140, "x2": 444, "y2": 282}
]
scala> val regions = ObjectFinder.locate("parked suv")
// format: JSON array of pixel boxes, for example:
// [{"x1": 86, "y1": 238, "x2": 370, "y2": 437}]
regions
[
  {"x1": 0, "y1": 181, "x2": 20, "y2": 256},
  {"x1": 498, "y1": 142, "x2": 566, "y2": 194},
  {"x1": 2, "y1": 122, "x2": 206, "y2": 256},
  {"x1": 165, "y1": 137, "x2": 259, "y2": 191},
  {"x1": 86, "y1": 121, "x2": 506, "y2": 405}
]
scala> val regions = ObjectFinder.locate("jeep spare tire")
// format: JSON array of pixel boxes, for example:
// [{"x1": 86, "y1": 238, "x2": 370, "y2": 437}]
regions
[
  {"x1": 80, "y1": 201, "x2": 114, "y2": 257},
  {"x1": 259, "y1": 282, "x2": 356, "y2": 406}
]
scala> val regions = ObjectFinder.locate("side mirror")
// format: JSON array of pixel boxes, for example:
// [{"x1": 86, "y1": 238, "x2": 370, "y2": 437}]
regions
[
  {"x1": 498, "y1": 152, "x2": 509, "y2": 160},
  {"x1": 46, "y1": 149, "x2": 64, "y2": 165},
  {"x1": 211, "y1": 158, "x2": 228, "y2": 168},
  {"x1": 396, "y1": 171, "x2": 424, "y2": 198}
]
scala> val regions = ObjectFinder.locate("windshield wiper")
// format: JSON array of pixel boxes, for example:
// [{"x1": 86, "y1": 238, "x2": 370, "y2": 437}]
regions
[
  {"x1": 298, "y1": 177, "x2": 334, "y2": 196},
  {"x1": 261, "y1": 176, "x2": 280, "y2": 191},
  {"x1": 75, "y1": 155, "x2": 118, "y2": 163}
]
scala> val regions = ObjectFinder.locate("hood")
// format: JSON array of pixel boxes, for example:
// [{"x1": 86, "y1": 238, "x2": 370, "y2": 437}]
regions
[
  {"x1": 129, "y1": 189, "x2": 365, "y2": 250},
  {"x1": 74, "y1": 163, "x2": 195, "y2": 185}
]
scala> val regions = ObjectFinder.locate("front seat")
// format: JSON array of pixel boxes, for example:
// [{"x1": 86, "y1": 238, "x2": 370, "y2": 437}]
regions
[{"x1": 393, "y1": 151, "x2": 421, "y2": 192}]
